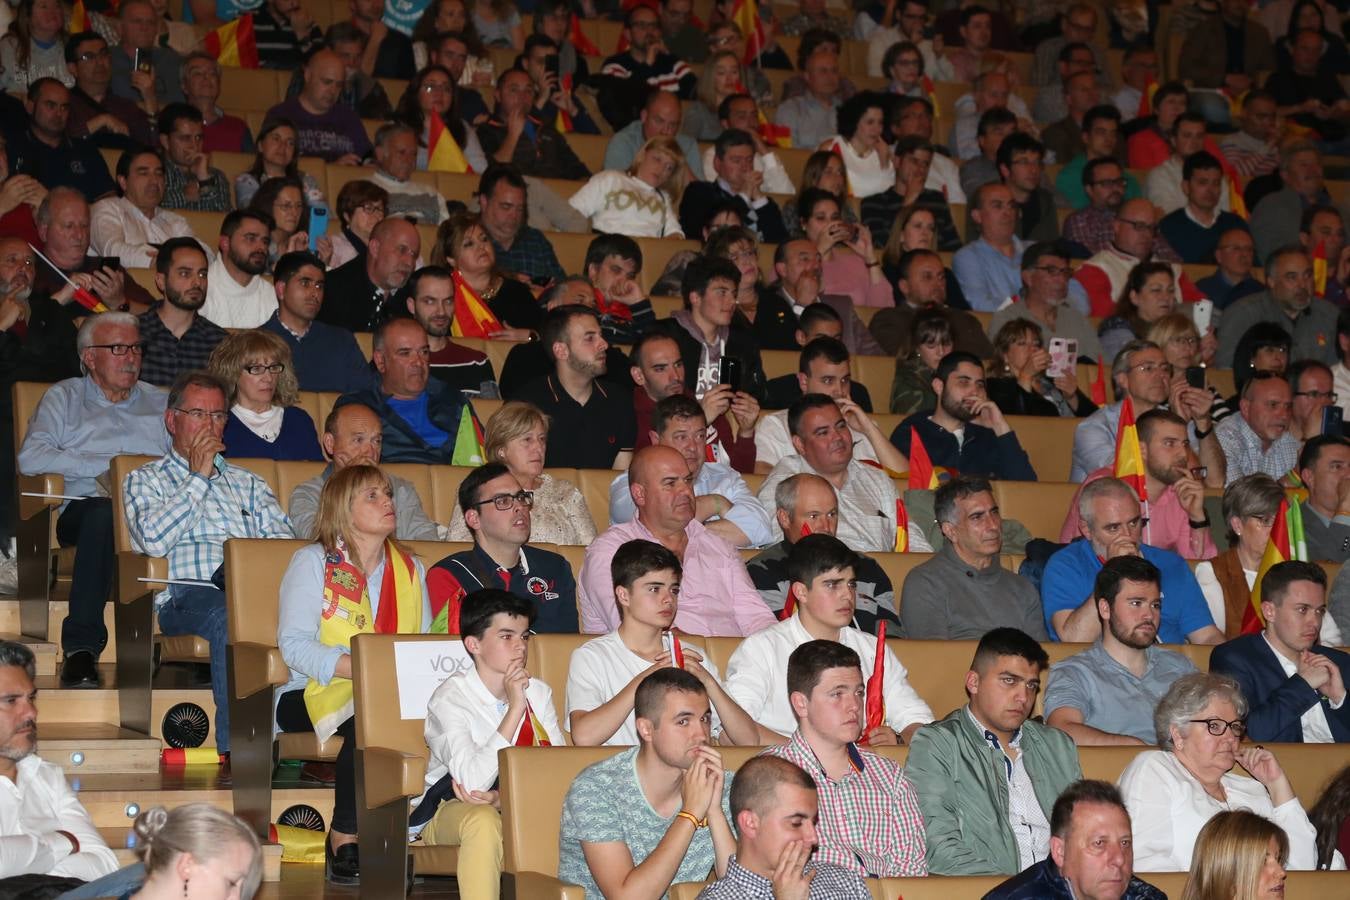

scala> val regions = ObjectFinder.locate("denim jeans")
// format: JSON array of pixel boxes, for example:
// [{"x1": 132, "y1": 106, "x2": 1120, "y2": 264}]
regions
[
  {"x1": 157, "y1": 585, "x2": 230, "y2": 754},
  {"x1": 57, "y1": 863, "x2": 145, "y2": 899}
]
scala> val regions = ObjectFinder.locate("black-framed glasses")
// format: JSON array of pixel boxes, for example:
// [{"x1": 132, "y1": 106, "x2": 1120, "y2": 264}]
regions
[
  {"x1": 1032, "y1": 265, "x2": 1072, "y2": 277},
  {"x1": 1294, "y1": 390, "x2": 1339, "y2": 402},
  {"x1": 88, "y1": 342, "x2": 144, "y2": 356},
  {"x1": 1190, "y1": 717, "x2": 1246, "y2": 738},
  {"x1": 173, "y1": 407, "x2": 229, "y2": 424},
  {"x1": 242, "y1": 363, "x2": 285, "y2": 376},
  {"x1": 1119, "y1": 218, "x2": 1158, "y2": 234},
  {"x1": 471, "y1": 490, "x2": 534, "y2": 511}
]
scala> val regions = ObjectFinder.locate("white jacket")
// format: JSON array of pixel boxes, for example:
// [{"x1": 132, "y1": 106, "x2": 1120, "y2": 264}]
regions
[{"x1": 567, "y1": 170, "x2": 684, "y2": 238}]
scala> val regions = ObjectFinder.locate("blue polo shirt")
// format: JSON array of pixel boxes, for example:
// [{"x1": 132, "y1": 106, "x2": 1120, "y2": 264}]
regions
[{"x1": 1041, "y1": 540, "x2": 1215, "y2": 643}]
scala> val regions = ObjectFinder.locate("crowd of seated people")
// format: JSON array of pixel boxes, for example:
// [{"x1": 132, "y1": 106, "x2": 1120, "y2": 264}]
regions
[{"x1": 5, "y1": 0, "x2": 1350, "y2": 895}]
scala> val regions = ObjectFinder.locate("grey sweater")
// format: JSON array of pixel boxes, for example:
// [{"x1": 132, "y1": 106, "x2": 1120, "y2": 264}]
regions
[
  {"x1": 287, "y1": 467, "x2": 440, "y2": 541},
  {"x1": 899, "y1": 542, "x2": 1049, "y2": 640}
]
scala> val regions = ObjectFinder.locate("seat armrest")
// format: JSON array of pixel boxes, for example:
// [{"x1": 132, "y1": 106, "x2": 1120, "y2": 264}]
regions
[
  {"x1": 232, "y1": 643, "x2": 288, "y2": 699},
  {"x1": 362, "y1": 746, "x2": 427, "y2": 809},
  {"x1": 511, "y1": 871, "x2": 588, "y2": 900},
  {"x1": 17, "y1": 474, "x2": 65, "y2": 519},
  {"x1": 116, "y1": 551, "x2": 168, "y2": 605}
]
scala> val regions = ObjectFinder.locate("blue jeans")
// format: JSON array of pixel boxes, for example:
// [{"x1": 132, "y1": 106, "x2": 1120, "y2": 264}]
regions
[
  {"x1": 158, "y1": 585, "x2": 230, "y2": 753},
  {"x1": 58, "y1": 862, "x2": 145, "y2": 899}
]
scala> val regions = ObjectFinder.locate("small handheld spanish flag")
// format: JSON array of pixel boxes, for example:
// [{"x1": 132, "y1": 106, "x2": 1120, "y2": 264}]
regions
[
  {"x1": 667, "y1": 630, "x2": 685, "y2": 668},
  {"x1": 1113, "y1": 396, "x2": 1147, "y2": 504},
  {"x1": 859, "y1": 622, "x2": 886, "y2": 745},
  {"x1": 1313, "y1": 240, "x2": 1328, "y2": 298},
  {"x1": 70, "y1": 0, "x2": 87, "y2": 33},
  {"x1": 514, "y1": 702, "x2": 552, "y2": 747},
  {"x1": 449, "y1": 269, "x2": 502, "y2": 338},
  {"x1": 569, "y1": 13, "x2": 601, "y2": 56},
  {"x1": 204, "y1": 13, "x2": 260, "y2": 68},
  {"x1": 1137, "y1": 78, "x2": 1158, "y2": 119},
  {"x1": 921, "y1": 74, "x2": 939, "y2": 118},
  {"x1": 894, "y1": 498, "x2": 909, "y2": 552},
  {"x1": 1247, "y1": 496, "x2": 1306, "y2": 634},
  {"x1": 907, "y1": 431, "x2": 939, "y2": 490},
  {"x1": 1090, "y1": 356, "x2": 1108, "y2": 406},
  {"x1": 732, "y1": 0, "x2": 766, "y2": 63},
  {"x1": 757, "y1": 109, "x2": 793, "y2": 149},
  {"x1": 427, "y1": 110, "x2": 472, "y2": 173}
]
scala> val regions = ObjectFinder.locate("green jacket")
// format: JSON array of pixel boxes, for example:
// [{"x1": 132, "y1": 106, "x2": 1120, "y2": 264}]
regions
[{"x1": 905, "y1": 706, "x2": 1082, "y2": 876}]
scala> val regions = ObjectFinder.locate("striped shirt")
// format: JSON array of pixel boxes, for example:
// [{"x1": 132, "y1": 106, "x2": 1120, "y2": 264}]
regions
[
  {"x1": 123, "y1": 451, "x2": 293, "y2": 604},
  {"x1": 763, "y1": 731, "x2": 927, "y2": 877},
  {"x1": 696, "y1": 856, "x2": 871, "y2": 899}
]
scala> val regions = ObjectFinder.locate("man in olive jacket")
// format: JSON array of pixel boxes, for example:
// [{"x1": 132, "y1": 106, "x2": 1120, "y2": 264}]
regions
[{"x1": 905, "y1": 628, "x2": 1082, "y2": 875}]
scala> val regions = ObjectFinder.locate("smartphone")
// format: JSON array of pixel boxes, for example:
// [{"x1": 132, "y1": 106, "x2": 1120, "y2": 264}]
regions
[
  {"x1": 92, "y1": 256, "x2": 122, "y2": 272},
  {"x1": 544, "y1": 54, "x2": 560, "y2": 78},
  {"x1": 719, "y1": 357, "x2": 742, "y2": 392},
  {"x1": 308, "y1": 207, "x2": 329, "y2": 252},
  {"x1": 1185, "y1": 366, "x2": 1206, "y2": 390},
  {"x1": 1047, "y1": 337, "x2": 1076, "y2": 378},
  {"x1": 1323, "y1": 406, "x2": 1344, "y2": 436},
  {"x1": 133, "y1": 48, "x2": 152, "y2": 74},
  {"x1": 1191, "y1": 298, "x2": 1214, "y2": 336}
]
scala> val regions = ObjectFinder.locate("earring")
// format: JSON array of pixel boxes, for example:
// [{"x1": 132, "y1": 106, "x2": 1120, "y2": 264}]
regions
[{"x1": 183, "y1": 879, "x2": 189, "y2": 897}]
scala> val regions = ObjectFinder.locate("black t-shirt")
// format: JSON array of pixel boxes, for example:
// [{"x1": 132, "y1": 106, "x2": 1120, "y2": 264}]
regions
[
  {"x1": 513, "y1": 374, "x2": 636, "y2": 468},
  {"x1": 488, "y1": 278, "x2": 544, "y2": 332}
]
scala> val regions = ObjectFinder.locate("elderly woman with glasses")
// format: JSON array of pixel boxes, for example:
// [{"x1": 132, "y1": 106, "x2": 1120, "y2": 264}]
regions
[
  {"x1": 444, "y1": 401, "x2": 595, "y2": 545},
  {"x1": 1117, "y1": 672, "x2": 1322, "y2": 872},
  {"x1": 206, "y1": 330, "x2": 322, "y2": 461}
]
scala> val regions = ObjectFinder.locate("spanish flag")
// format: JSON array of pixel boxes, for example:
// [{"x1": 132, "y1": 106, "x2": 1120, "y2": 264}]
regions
[
  {"x1": 514, "y1": 702, "x2": 552, "y2": 746},
  {"x1": 204, "y1": 14, "x2": 259, "y2": 69},
  {"x1": 732, "y1": 0, "x2": 766, "y2": 64},
  {"x1": 907, "y1": 430, "x2": 939, "y2": 490},
  {"x1": 450, "y1": 403, "x2": 485, "y2": 467},
  {"x1": 69, "y1": 0, "x2": 87, "y2": 33},
  {"x1": 1313, "y1": 240, "x2": 1328, "y2": 298},
  {"x1": 1137, "y1": 78, "x2": 1158, "y2": 119},
  {"x1": 427, "y1": 110, "x2": 471, "y2": 173},
  {"x1": 1113, "y1": 396, "x2": 1147, "y2": 503},
  {"x1": 894, "y1": 498, "x2": 909, "y2": 552},
  {"x1": 1215, "y1": 153, "x2": 1248, "y2": 220},
  {"x1": 554, "y1": 74, "x2": 575, "y2": 133},
  {"x1": 569, "y1": 13, "x2": 601, "y2": 56},
  {"x1": 667, "y1": 631, "x2": 685, "y2": 668},
  {"x1": 922, "y1": 74, "x2": 939, "y2": 118},
  {"x1": 1247, "y1": 497, "x2": 1307, "y2": 633},
  {"x1": 449, "y1": 269, "x2": 502, "y2": 338},
  {"x1": 1090, "y1": 356, "x2": 1108, "y2": 406},
  {"x1": 859, "y1": 622, "x2": 886, "y2": 744}
]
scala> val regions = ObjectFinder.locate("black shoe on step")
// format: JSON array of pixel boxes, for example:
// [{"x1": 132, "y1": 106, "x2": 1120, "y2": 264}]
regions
[
  {"x1": 60, "y1": 651, "x2": 99, "y2": 688},
  {"x1": 326, "y1": 837, "x2": 359, "y2": 885}
]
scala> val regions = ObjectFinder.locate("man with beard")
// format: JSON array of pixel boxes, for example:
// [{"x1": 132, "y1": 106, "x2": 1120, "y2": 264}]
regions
[
  {"x1": 34, "y1": 187, "x2": 150, "y2": 312},
  {"x1": 890, "y1": 351, "x2": 1037, "y2": 481},
  {"x1": 404, "y1": 265, "x2": 494, "y2": 396},
  {"x1": 0, "y1": 641, "x2": 118, "y2": 876},
  {"x1": 1060, "y1": 409, "x2": 1218, "y2": 560},
  {"x1": 319, "y1": 216, "x2": 419, "y2": 332},
  {"x1": 16, "y1": 312, "x2": 167, "y2": 687},
  {"x1": 1042, "y1": 477, "x2": 1223, "y2": 645},
  {"x1": 90, "y1": 147, "x2": 204, "y2": 270},
  {"x1": 261, "y1": 251, "x2": 371, "y2": 394},
  {"x1": 1068, "y1": 197, "x2": 1200, "y2": 318},
  {"x1": 1218, "y1": 246, "x2": 1340, "y2": 369},
  {"x1": 609, "y1": 395, "x2": 771, "y2": 549},
  {"x1": 1044, "y1": 556, "x2": 1198, "y2": 745},
  {"x1": 987, "y1": 241, "x2": 1101, "y2": 360},
  {"x1": 135, "y1": 237, "x2": 224, "y2": 387},
  {"x1": 335, "y1": 316, "x2": 482, "y2": 464},
  {"x1": 515, "y1": 304, "x2": 636, "y2": 470},
  {"x1": 1211, "y1": 560, "x2": 1350, "y2": 743},
  {"x1": 201, "y1": 210, "x2": 276, "y2": 328}
]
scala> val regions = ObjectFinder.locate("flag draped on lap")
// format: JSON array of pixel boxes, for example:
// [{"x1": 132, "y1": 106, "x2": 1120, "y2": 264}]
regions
[
  {"x1": 1247, "y1": 497, "x2": 1306, "y2": 633},
  {"x1": 859, "y1": 623, "x2": 885, "y2": 744},
  {"x1": 205, "y1": 14, "x2": 259, "y2": 68},
  {"x1": 427, "y1": 110, "x2": 472, "y2": 173},
  {"x1": 1113, "y1": 396, "x2": 1147, "y2": 503}
]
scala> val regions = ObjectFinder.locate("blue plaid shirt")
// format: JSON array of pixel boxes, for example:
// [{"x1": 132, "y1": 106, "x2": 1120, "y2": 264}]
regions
[
  {"x1": 491, "y1": 226, "x2": 565, "y2": 283},
  {"x1": 122, "y1": 450, "x2": 293, "y2": 604}
]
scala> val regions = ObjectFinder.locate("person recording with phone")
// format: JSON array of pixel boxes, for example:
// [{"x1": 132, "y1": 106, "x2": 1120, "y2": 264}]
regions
[
  {"x1": 799, "y1": 189, "x2": 893, "y2": 309},
  {"x1": 109, "y1": 0, "x2": 185, "y2": 117},
  {"x1": 987, "y1": 318, "x2": 1096, "y2": 419},
  {"x1": 519, "y1": 34, "x2": 598, "y2": 134}
]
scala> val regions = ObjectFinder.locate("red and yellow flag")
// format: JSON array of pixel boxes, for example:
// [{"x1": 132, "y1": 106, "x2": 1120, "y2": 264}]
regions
[
  {"x1": 756, "y1": 107, "x2": 792, "y2": 148},
  {"x1": 907, "y1": 430, "x2": 939, "y2": 490},
  {"x1": 1313, "y1": 240, "x2": 1328, "y2": 298},
  {"x1": 1113, "y1": 396, "x2": 1147, "y2": 503},
  {"x1": 859, "y1": 622, "x2": 886, "y2": 744},
  {"x1": 1214, "y1": 152, "x2": 1249, "y2": 220},
  {"x1": 1247, "y1": 497, "x2": 1303, "y2": 634},
  {"x1": 921, "y1": 74, "x2": 939, "y2": 118},
  {"x1": 449, "y1": 269, "x2": 501, "y2": 339},
  {"x1": 569, "y1": 13, "x2": 601, "y2": 56},
  {"x1": 1090, "y1": 355, "x2": 1108, "y2": 406},
  {"x1": 554, "y1": 74, "x2": 575, "y2": 133},
  {"x1": 894, "y1": 498, "x2": 909, "y2": 552},
  {"x1": 1137, "y1": 78, "x2": 1158, "y2": 119},
  {"x1": 732, "y1": 0, "x2": 766, "y2": 64},
  {"x1": 668, "y1": 631, "x2": 685, "y2": 668},
  {"x1": 779, "y1": 523, "x2": 812, "y2": 620},
  {"x1": 70, "y1": 0, "x2": 87, "y2": 32},
  {"x1": 427, "y1": 110, "x2": 472, "y2": 173},
  {"x1": 515, "y1": 703, "x2": 552, "y2": 747},
  {"x1": 204, "y1": 13, "x2": 259, "y2": 68}
]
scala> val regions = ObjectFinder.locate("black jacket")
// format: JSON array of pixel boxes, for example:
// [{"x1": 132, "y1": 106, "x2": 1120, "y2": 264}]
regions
[
  {"x1": 891, "y1": 411, "x2": 1037, "y2": 480},
  {"x1": 477, "y1": 114, "x2": 591, "y2": 181},
  {"x1": 678, "y1": 180, "x2": 788, "y2": 244},
  {"x1": 317, "y1": 254, "x2": 408, "y2": 332},
  {"x1": 658, "y1": 319, "x2": 767, "y2": 402}
]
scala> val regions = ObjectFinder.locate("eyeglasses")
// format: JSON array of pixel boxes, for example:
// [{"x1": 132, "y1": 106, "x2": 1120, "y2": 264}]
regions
[
  {"x1": 357, "y1": 203, "x2": 386, "y2": 216},
  {"x1": 173, "y1": 407, "x2": 229, "y2": 423},
  {"x1": 421, "y1": 82, "x2": 452, "y2": 94},
  {"x1": 77, "y1": 48, "x2": 111, "y2": 62},
  {"x1": 275, "y1": 201, "x2": 304, "y2": 212},
  {"x1": 242, "y1": 363, "x2": 285, "y2": 376},
  {"x1": 1295, "y1": 390, "x2": 1339, "y2": 402},
  {"x1": 88, "y1": 342, "x2": 144, "y2": 356},
  {"x1": 1128, "y1": 362, "x2": 1173, "y2": 377},
  {"x1": 1119, "y1": 218, "x2": 1158, "y2": 234},
  {"x1": 1189, "y1": 717, "x2": 1246, "y2": 738},
  {"x1": 709, "y1": 34, "x2": 737, "y2": 46},
  {"x1": 471, "y1": 490, "x2": 535, "y2": 511},
  {"x1": 1032, "y1": 265, "x2": 1072, "y2": 277},
  {"x1": 1169, "y1": 335, "x2": 1199, "y2": 347},
  {"x1": 1091, "y1": 177, "x2": 1127, "y2": 188}
]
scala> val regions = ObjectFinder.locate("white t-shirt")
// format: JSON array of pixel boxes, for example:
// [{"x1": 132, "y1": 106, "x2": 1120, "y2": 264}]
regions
[
  {"x1": 565, "y1": 631, "x2": 723, "y2": 745},
  {"x1": 755, "y1": 409, "x2": 879, "y2": 470}
]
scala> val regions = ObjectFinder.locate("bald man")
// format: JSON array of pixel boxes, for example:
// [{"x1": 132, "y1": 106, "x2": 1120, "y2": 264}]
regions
[
  {"x1": 579, "y1": 446, "x2": 777, "y2": 636},
  {"x1": 319, "y1": 217, "x2": 420, "y2": 332},
  {"x1": 1069, "y1": 198, "x2": 1207, "y2": 318},
  {"x1": 263, "y1": 49, "x2": 373, "y2": 163},
  {"x1": 287, "y1": 402, "x2": 440, "y2": 539},
  {"x1": 602, "y1": 91, "x2": 705, "y2": 179}
]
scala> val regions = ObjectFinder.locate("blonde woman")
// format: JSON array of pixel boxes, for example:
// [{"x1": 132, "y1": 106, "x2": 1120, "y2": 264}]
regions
[
  {"x1": 684, "y1": 50, "x2": 750, "y2": 141},
  {"x1": 446, "y1": 402, "x2": 596, "y2": 544},
  {"x1": 206, "y1": 331, "x2": 321, "y2": 461},
  {"x1": 1180, "y1": 810, "x2": 1288, "y2": 900},
  {"x1": 122, "y1": 804, "x2": 263, "y2": 900},
  {"x1": 568, "y1": 137, "x2": 686, "y2": 238},
  {"x1": 276, "y1": 465, "x2": 434, "y2": 884}
]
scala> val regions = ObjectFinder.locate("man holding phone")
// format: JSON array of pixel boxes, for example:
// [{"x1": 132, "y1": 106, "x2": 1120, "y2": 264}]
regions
[
  {"x1": 521, "y1": 35, "x2": 599, "y2": 135},
  {"x1": 156, "y1": 103, "x2": 229, "y2": 213},
  {"x1": 109, "y1": 0, "x2": 184, "y2": 115},
  {"x1": 478, "y1": 69, "x2": 591, "y2": 181},
  {"x1": 661, "y1": 255, "x2": 767, "y2": 402}
]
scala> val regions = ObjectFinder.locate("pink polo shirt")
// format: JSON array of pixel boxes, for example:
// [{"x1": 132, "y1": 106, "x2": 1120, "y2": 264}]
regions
[{"x1": 1058, "y1": 466, "x2": 1218, "y2": 560}]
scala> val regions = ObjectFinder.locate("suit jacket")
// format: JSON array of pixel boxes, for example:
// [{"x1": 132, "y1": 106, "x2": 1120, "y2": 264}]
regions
[
  {"x1": 1210, "y1": 633, "x2": 1350, "y2": 743},
  {"x1": 742, "y1": 286, "x2": 887, "y2": 357},
  {"x1": 317, "y1": 254, "x2": 408, "y2": 333},
  {"x1": 678, "y1": 180, "x2": 788, "y2": 244}
]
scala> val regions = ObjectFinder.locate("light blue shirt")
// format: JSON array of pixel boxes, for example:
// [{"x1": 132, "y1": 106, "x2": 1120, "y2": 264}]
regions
[
  {"x1": 1070, "y1": 401, "x2": 1200, "y2": 482},
  {"x1": 17, "y1": 376, "x2": 168, "y2": 506},
  {"x1": 608, "y1": 461, "x2": 774, "y2": 548},
  {"x1": 952, "y1": 237, "x2": 1028, "y2": 312},
  {"x1": 602, "y1": 120, "x2": 705, "y2": 180}
]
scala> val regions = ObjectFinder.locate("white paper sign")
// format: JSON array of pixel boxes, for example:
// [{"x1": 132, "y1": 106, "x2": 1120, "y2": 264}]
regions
[{"x1": 394, "y1": 640, "x2": 473, "y2": 719}]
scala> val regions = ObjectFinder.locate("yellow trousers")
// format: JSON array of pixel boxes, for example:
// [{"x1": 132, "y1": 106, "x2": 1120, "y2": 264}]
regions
[{"x1": 421, "y1": 800, "x2": 503, "y2": 900}]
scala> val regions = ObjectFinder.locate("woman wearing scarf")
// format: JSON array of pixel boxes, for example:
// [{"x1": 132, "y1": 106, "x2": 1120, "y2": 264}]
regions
[{"x1": 276, "y1": 466, "x2": 436, "y2": 885}]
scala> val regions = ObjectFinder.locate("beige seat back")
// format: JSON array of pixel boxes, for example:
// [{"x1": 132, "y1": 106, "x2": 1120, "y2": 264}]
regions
[
  {"x1": 991, "y1": 481, "x2": 1081, "y2": 543},
  {"x1": 12, "y1": 381, "x2": 55, "y2": 451},
  {"x1": 1005, "y1": 415, "x2": 1079, "y2": 481}
]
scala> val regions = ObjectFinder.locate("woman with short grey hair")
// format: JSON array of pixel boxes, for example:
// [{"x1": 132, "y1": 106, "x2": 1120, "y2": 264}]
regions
[{"x1": 1118, "y1": 673, "x2": 1334, "y2": 872}]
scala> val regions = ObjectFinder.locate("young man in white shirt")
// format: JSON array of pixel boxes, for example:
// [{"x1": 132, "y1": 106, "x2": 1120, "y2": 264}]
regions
[
  {"x1": 417, "y1": 589, "x2": 563, "y2": 900},
  {"x1": 725, "y1": 534, "x2": 933, "y2": 741},
  {"x1": 566, "y1": 540, "x2": 769, "y2": 747},
  {"x1": 201, "y1": 209, "x2": 277, "y2": 328}
]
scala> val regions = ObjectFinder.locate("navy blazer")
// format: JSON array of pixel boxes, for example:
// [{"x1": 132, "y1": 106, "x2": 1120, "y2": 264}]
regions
[{"x1": 1209, "y1": 633, "x2": 1350, "y2": 743}]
